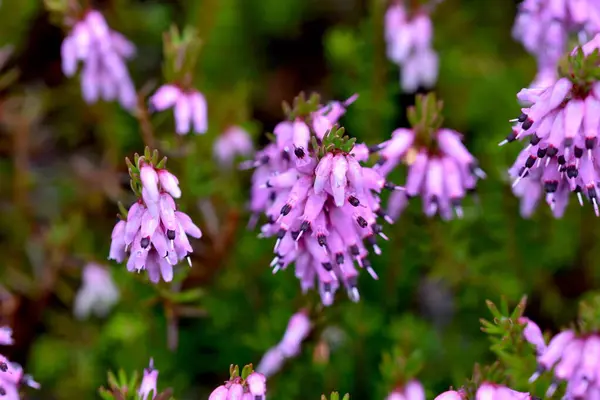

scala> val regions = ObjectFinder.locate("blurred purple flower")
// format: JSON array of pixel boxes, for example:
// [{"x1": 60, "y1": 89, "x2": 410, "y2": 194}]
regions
[
  {"x1": 0, "y1": 327, "x2": 12, "y2": 346},
  {"x1": 513, "y1": 0, "x2": 600, "y2": 86},
  {"x1": 387, "y1": 380, "x2": 426, "y2": 400},
  {"x1": 243, "y1": 94, "x2": 401, "y2": 305},
  {"x1": 213, "y1": 126, "x2": 254, "y2": 167},
  {"x1": 61, "y1": 10, "x2": 137, "y2": 111},
  {"x1": 374, "y1": 127, "x2": 484, "y2": 221},
  {"x1": 138, "y1": 359, "x2": 158, "y2": 400},
  {"x1": 518, "y1": 316, "x2": 547, "y2": 355},
  {"x1": 257, "y1": 310, "x2": 312, "y2": 377},
  {"x1": 109, "y1": 158, "x2": 201, "y2": 283},
  {"x1": 73, "y1": 263, "x2": 119, "y2": 320},
  {"x1": 528, "y1": 326, "x2": 600, "y2": 399},
  {"x1": 502, "y1": 36, "x2": 600, "y2": 217},
  {"x1": 209, "y1": 371, "x2": 266, "y2": 400},
  {"x1": 384, "y1": 2, "x2": 439, "y2": 92},
  {"x1": 148, "y1": 84, "x2": 208, "y2": 135}
]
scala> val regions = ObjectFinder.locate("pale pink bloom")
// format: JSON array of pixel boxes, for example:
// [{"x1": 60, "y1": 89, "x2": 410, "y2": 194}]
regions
[
  {"x1": 0, "y1": 327, "x2": 12, "y2": 346},
  {"x1": 384, "y1": 3, "x2": 439, "y2": 92},
  {"x1": 387, "y1": 380, "x2": 425, "y2": 400},
  {"x1": 61, "y1": 10, "x2": 137, "y2": 110},
  {"x1": 138, "y1": 359, "x2": 158, "y2": 400},
  {"x1": 73, "y1": 263, "x2": 119, "y2": 319},
  {"x1": 208, "y1": 369, "x2": 266, "y2": 400},
  {"x1": 213, "y1": 126, "x2": 254, "y2": 167},
  {"x1": 149, "y1": 84, "x2": 208, "y2": 135}
]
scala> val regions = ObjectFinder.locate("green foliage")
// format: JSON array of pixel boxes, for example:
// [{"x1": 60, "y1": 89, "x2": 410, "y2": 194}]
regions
[{"x1": 321, "y1": 391, "x2": 350, "y2": 400}]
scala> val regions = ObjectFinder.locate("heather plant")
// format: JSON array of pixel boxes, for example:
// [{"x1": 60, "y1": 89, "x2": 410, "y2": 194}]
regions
[{"x1": 4, "y1": 0, "x2": 600, "y2": 399}]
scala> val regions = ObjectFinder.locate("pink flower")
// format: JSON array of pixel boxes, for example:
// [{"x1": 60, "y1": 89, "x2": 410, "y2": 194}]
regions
[
  {"x1": 384, "y1": 3, "x2": 439, "y2": 92},
  {"x1": 149, "y1": 84, "x2": 207, "y2": 135},
  {"x1": 213, "y1": 126, "x2": 254, "y2": 167},
  {"x1": 138, "y1": 359, "x2": 158, "y2": 400},
  {"x1": 0, "y1": 327, "x2": 12, "y2": 346},
  {"x1": 244, "y1": 95, "x2": 400, "y2": 304},
  {"x1": 513, "y1": 0, "x2": 600, "y2": 86},
  {"x1": 387, "y1": 380, "x2": 425, "y2": 400},
  {"x1": 61, "y1": 10, "x2": 137, "y2": 110},
  {"x1": 109, "y1": 156, "x2": 201, "y2": 283},
  {"x1": 374, "y1": 127, "x2": 484, "y2": 221},
  {"x1": 0, "y1": 331, "x2": 39, "y2": 398},
  {"x1": 73, "y1": 263, "x2": 119, "y2": 319},
  {"x1": 529, "y1": 327, "x2": 600, "y2": 399},
  {"x1": 209, "y1": 369, "x2": 266, "y2": 400},
  {"x1": 503, "y1": 40, "x2": 600, "y2": 218}
]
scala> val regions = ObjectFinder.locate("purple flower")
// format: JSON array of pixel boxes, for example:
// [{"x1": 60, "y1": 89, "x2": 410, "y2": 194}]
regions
[
  {"x1": 61, "y1": 10, "x2": 137, "y2": 110},
  {"x1": 0, "y1": 327, "x2": 12, "y2": 346},
  {"x1": 209, "y1": 370, "x2": 266, "y2": 400},
  {"x1": 527, "y1": 327, "x2": 600, "y2": 399},
  {"x1": 109, "y1": 155, "x2": 201, "y2": 283},
  {"x1": 138, "y1": 359, "x2": 158, "y2": 400},
  {"x1": 384, "y1": 3, "x2": 439, "y2": 92},
  {"x1": 213, "y1": 126, "x2": 254, "y2": 167},
  {"x1": 373, "y1": 95, "x2": 484, "y2": 221},
  {"x1": 73, "y1": 263, "x2": 119, "y2": 319},
  {"x1": 257, "y1": 310, "x2": 312, "y2": 377},
  {"x1": 518, "y1": 316, "x2": 547, "y2": 355},
  {"x1": 387, "y1": 380, "x2": 426, "y2": 400},
  {"x1": 0, "y1": 331, "x2": 40, "y2": 399},
  {"x1": 435, "y1": 384, "x2": 534, "y2": 400},
  {"x1": 149, "y1": 84, "x2": 207, "y2": 135},
  {"x1": 243, "y1": 94, "x2": 401, "y2": 305},
  {"x1": 513, "y1": 0, "x2": 600, "y2": 86},
  {"x1": 503, "y1": 39, "x2": 600, "y2": 217}
]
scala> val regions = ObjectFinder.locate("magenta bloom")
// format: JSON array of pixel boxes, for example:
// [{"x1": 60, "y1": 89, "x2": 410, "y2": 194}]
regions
[
  {"x1": 527, "y1": 326, "x2": 600, "y2": 399},
  {"x1": 73, "y1": 263, "x2": 119, "y2": 319},
  {"x1": 503, "y1": 38, "x2": 600, "y2": 217},
  {"x1": 384, "y1": 2, "x2": 439, "y2": 92},
  {"x1": 149, "y1": 84, "x2": 208, "y2": 135},
  {"x1": 109, "y1": 154, "x2": 202, "y2": 283},
  {"x1": 513, "y1": 0, "x2": 600, "y2": 86},
  {"x1": 61, "y1": 10, "x2": 137, "y2": 110},
  {"x1": 209, "y1": 371, "x2": 266, "y2": 400},
  {"x1": 138, "y1": 359, "x2": 159, "y2": 400},
  {"x1": 387, "y1": 380, "x2": 426, "y2": 400},
  {"x1": 257, "y1": 310, "x2": 312, "y2": 377},
  {"x1": 244, "y1": 94, "x2": 400, "y2": 305},
  {"x1": 213, "y1": 126, "x2": 254, "y2": 167},
  {"x1": 373, "y1": 94, "x2": 484, "y2": 221},
  {"x1": 435, "y1": 384, "x2": 535, "y2": 400},
  {"x1": 0, "y1": 327, "x2": 40, "y2": 399}
]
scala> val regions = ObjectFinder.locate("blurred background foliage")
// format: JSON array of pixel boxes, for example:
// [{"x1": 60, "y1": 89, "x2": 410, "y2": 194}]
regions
[{"x1": 0, "y1": 0, "x2": 595, "y2": 399}]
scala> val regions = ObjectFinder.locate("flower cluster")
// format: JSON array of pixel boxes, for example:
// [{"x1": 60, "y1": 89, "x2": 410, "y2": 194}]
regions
[
  {"x1": 435, "y1": 383, "x2": 536, "y2": 400},
  {"x1": 149, "y1": 84, "x2": 208, "y2": 135},
  {"x1": 372, "y1": 93, "x2": 484, "y2": 221},
  {"x1": 257, "y1": 310, "x2": 312, "y2": 377},
  {"x1": 61, "y1": 10, "x2": 137, "y2": 110},
  {"x1": 526, "y1": 325, "x2": 600, "y2": 399},
  {"x1": 503, "y1": 36, "x2": 600, "y2": 218},
  {"x1": 513, "y1": 0, "x2": 600, "y2": 87},
  {"x1": 109, "y1": 148, "x2": 202, "y2": 283},
  {"x1": 73, "y1": 263, "x2": 119, "y2": 320},
  {"x1": 384, "y1": 1, "x2": 439, "y2": 92},
  {"x1": 386, "y1": 380, "x2": 426, "y2": 400},
  {"x1": 0, "y1": 327, "x2": 40, "y2": 399},
  {"x1": 210, "y1": 365, "x2": 266, "y2": 400},
  {"x1": 243, "y1": 93, "x2": 401, "y2": 305}
]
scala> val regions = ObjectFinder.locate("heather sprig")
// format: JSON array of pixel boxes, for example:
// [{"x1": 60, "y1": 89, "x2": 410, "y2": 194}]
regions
[
  {"x1": 98, "y1": 360, "x2": 174, "y2": 400},
  {"x1": 109, "y1": 147, "x2": 201, "y2": 283},
  {"x1": 373, "y1": 92, "x2": 485, "y2": 220},
  {"x1": 209, "y1": 364, "x2": 266, "y2": 400}
]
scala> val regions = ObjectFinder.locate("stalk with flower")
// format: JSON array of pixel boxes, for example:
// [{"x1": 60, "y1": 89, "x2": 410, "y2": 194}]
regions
[{"x1": 109, "y1": 147, "x2": 202, "y2": 283}]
